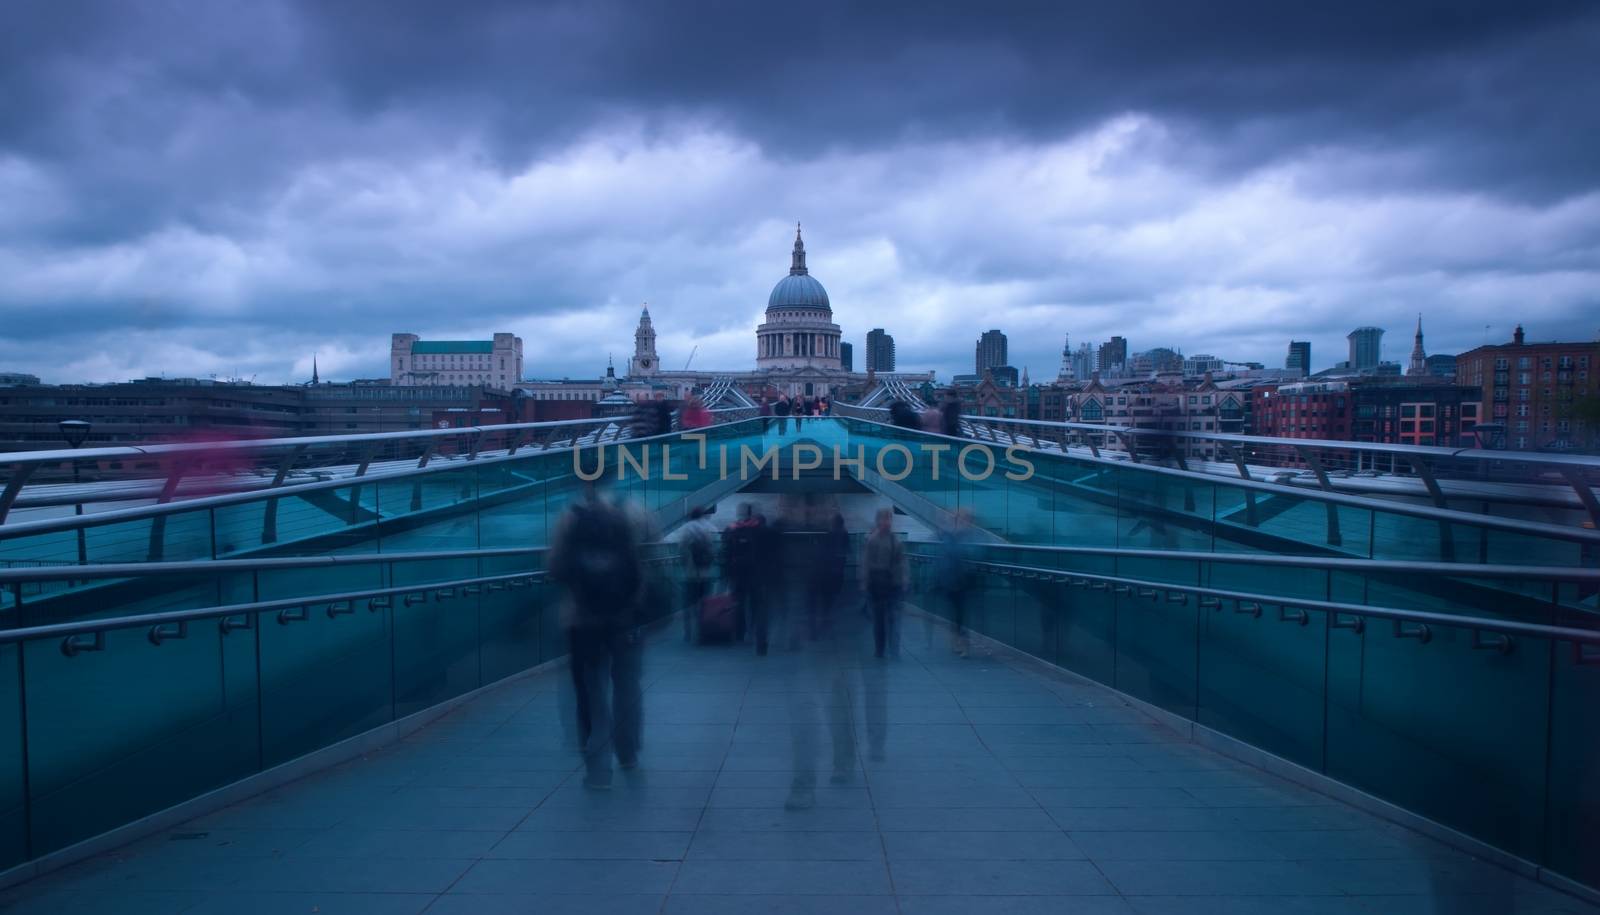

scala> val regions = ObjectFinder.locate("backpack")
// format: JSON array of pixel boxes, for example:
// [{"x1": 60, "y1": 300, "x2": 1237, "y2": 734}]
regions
[{"x1": 559, "y1": 502, "x2": 641, "y2": 619}]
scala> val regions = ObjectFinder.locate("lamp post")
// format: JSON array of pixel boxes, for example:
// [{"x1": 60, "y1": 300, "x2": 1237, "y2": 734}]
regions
[{"x1": 59, "y1": 419, "x2": 91, "y2": 564}]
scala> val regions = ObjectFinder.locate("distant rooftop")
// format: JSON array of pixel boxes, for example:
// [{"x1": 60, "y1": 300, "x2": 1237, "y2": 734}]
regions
[{"x1": 411, "y1": 340, "x2": 494, "y2": 354}]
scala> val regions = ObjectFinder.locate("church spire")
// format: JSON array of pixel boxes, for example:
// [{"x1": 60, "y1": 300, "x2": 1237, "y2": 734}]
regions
[
  {"x1": 790, "y1": 222, "x2": 808, "y2": 276},
  {"x1": 1407, "y1": 314, "x2": 1427, "y2": 376},
  {"x1": 311, "y1": 354, "x2": 319, "y2": 385}
]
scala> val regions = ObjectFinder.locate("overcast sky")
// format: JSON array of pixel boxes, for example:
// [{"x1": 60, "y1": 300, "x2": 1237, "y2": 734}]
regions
[{"x1": 2, "y1": 0, "x2": 1598, "y2": 385}]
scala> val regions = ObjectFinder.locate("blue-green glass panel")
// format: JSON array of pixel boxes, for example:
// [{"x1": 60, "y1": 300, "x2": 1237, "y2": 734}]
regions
[
  {"x1": 1113, "y1": 466, "x2": 1214, "y2": 553},
  {"x1": 13, "y1": 576, "x2": 228, "y2": 630},
  {"x1": 212, "y1": 500, "x2": 268, "y2": 558},
  {"x1": 257, "y1": 566, "x2": 392, "y2": 767},
  {"x1": 1042, "y1": 462, "x2": 1120, "y2": 549},
  {"x1": 0, "y1": 644, "x2": 25, "y2": 870},
  {"x1": 475, "y1": 457, "x2": 546, "y2": 550},
  {"x1": 1116, "y1": 555, "x2": 1201, "y2": 593},
  {"x1": 956, "y1": 444, "x2": 1009, "y2": 537},
  {"x1": 23, "y1": 623, "x2": 253, "y2": 856},
  {"x1": 537, "y1": 581, "x2": 567, "y2": 663},
  {"x1": 1053, "y1": 580, "x2": 1117, "y2": 686},
  {"x1": 1205, "y1": 560, "x2": 1327, "y2": 604},
  {"x1": 392, "y1": 559, "x2": 481, "y2": 716},
  {"x1": 1325, "y1": 619, "x2": 1549, "y2": 862},
  {"x1": 1211, "y1": 485, "x2": 1372, "y2": 560},
  {"x1": 480, "y1": 580, "x2": 543, "y2": 684},
  {"x1": 1113, "y1": 590, "x2": 1198, "y2": 718},
  {"x1": 0, "y1": 528, "x2": 83, "y2": 569},
  {"x1": 1480, "y1": 524, "x2": 1587, "y2": 568},
  {"x1": 376, "y1": 467, "x2": 481, "y2": 552},
  {"x1": 1546, "y1": 640, "x2": 1600, "y2": 890},
  {"x1": 1010, "y1": 577, "x2": 1050, "y2": 660},
  {"x1": 1197, "y1": 604, "x2": 1326, "y2": 769}
]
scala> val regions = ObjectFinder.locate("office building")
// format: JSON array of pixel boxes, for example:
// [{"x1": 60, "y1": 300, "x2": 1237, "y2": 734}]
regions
[
  {"x1": 975, "y1": 329, "x2": 1008, "y2": 374},
  {"x1": 867, "y1": 328, "x2": 896, "y2": 372},
  {"x1": 1348, "y1": 326, "x2": 1384, "y2": 372},
  {"x1": 839, "y1": 342, "x2": 853, "y2": 372},
  {"x1": 1286, "y1": 341, "x2": 1311, "y2": 377},
  {"x1": 1098, "y1": 336, "x2": 1128, "y2": 376}
]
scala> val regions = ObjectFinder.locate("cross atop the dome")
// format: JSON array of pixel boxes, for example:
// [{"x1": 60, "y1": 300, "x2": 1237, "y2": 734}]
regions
[{"x1": 790, "y1": 222, "x2": 808, "y2": 276}]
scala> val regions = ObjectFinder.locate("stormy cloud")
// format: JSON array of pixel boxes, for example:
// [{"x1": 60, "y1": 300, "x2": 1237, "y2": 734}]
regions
[{"x1": 1, "y1": 0, "x2": 1597, "y2": 384}]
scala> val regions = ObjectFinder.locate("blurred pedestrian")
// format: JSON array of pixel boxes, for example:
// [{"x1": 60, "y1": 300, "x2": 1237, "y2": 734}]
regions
[
  {"x1": 938, "y1": 508, "x2": 979, "y2": 656},
  {"x1": 549, "y1": 484, "x2": 650, "y2": 788},
  {"x1": 722, "y1": 503, "x2": 762, "y2": 643},
  {"x1": 940, "y1": 392, "x2": 962, "y2": 437},
  {"x1": 631, "y1": 398, "x2": 673, "y2": 438},
  {"x1": 774, "y1": 394, "x2": 791, "y2": 435},
  {"x1": 861, "y1": 507, "x2": 907, "y2": 658},
  {"x1": 675, "y1": 504, "x2": 719, "y2": 642},
  {"x1": 889, "y1": 399, "x2": 920, "y2": 429},
  {"x1": 809, "y1": 513, "x2": 849, "y2": 639},
  {"x1": 680, "y1": 394, "x2": 712, "y2": 430}
]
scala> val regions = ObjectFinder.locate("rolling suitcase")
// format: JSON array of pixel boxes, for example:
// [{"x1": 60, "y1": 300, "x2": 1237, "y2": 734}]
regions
[{"x1": 698, "y1": 592, "x2": 738, "y2": 644}]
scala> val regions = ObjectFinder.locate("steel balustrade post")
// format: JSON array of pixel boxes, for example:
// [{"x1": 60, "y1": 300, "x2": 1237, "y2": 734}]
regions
[{"x1": 1293, "y1": 445, "x2": 1344, "y2": 547}]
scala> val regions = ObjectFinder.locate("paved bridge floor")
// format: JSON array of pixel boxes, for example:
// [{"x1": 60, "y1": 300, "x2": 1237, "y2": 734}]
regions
[{"x1": 3, "y1": 613, "x2": 1593, "y2": 915}]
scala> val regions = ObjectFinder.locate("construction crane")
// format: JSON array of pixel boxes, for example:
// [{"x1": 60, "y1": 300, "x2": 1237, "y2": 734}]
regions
[{"x1": 683, "y1": 345, "x2": 698, "y2": 371}]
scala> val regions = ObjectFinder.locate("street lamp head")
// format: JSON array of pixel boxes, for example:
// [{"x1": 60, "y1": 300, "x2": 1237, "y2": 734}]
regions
[{"x1": 58, "y1": 419, "x2": 92, "y2": 448}]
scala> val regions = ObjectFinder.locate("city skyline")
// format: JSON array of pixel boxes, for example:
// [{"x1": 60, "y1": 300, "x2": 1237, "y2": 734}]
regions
[{"x1": 1, "y1": 2, "x2": 1597, "y2": 386}]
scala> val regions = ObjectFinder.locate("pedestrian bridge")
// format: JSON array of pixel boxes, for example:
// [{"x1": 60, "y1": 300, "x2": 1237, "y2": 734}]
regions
[{"x1": 0, "y1": 412, "x2": 1597, "y2": 912}]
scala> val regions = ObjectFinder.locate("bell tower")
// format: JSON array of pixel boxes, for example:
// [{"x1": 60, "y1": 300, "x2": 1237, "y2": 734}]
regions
[{"x1": 629, "y1": 304, "x2": 658, "y2": 377}]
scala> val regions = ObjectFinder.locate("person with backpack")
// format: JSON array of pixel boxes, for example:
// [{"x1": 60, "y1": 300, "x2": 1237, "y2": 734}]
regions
[
  {"x1": 549, "y1": 485, "x2": 650, "y2": 789},
  {"x1": 675, "y1": 504, "x2": 719, "y2": 642},
  {"x1": 861, "y1": 507, "x2": 907, "y2": 658},
  {"x1": 721, "y1": 503, "x2": 762, "y2": 642}
]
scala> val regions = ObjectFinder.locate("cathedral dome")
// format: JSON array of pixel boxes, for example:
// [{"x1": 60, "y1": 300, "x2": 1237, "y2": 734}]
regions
[
  {"x1": 766, "y1": 224, "x2": 830, "y2": 313},
  {"x1": 767, "y1": 273, "x2": 830, "y2": 311}
]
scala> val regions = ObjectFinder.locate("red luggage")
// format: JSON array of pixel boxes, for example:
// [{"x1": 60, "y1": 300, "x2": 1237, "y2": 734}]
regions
[{"x1": 698, "y1": 592, "x2": 738, "y2": 643}]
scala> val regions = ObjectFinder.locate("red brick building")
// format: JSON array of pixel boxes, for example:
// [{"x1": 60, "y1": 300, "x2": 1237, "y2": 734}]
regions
[{"x1": 1456, "y1": 326, "x2": 1600, "y2": 451}]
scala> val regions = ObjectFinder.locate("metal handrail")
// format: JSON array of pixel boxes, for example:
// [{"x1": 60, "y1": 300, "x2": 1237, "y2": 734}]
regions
[
  {"x1": 4, "y1": 538, "x2": 1596, "y2": 590},
  {"x1": 0, "y1": 406, "x2": 757, "y2": 467},
  {"x1": 908, "y1": 554, "x2": 1600, "y2": 645},
  {"x1": 15, "y1": 551, "x2": 1595, "y2": 650},
  {"x1": 0, "y1": 417, "x2": 766, "y2": 539},
  {"x1": 0, "y1": 546, "x2": 550, "y2": 584},
  {"x1": 833, "y1": 413, "x2": 1600, "y2": 545},
  {"x1": 961, "y1": 542, "x2": 1600, "y2": 584},
  {"x1": 838, "y1": 403, "x2": 1600, "y2": 472},
  {"x1": 0, "y1": 551, "x2": 678, "y2": 648},
  {"x1": 0, "y1": 570, "x2": 544, "y2": 646}
]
